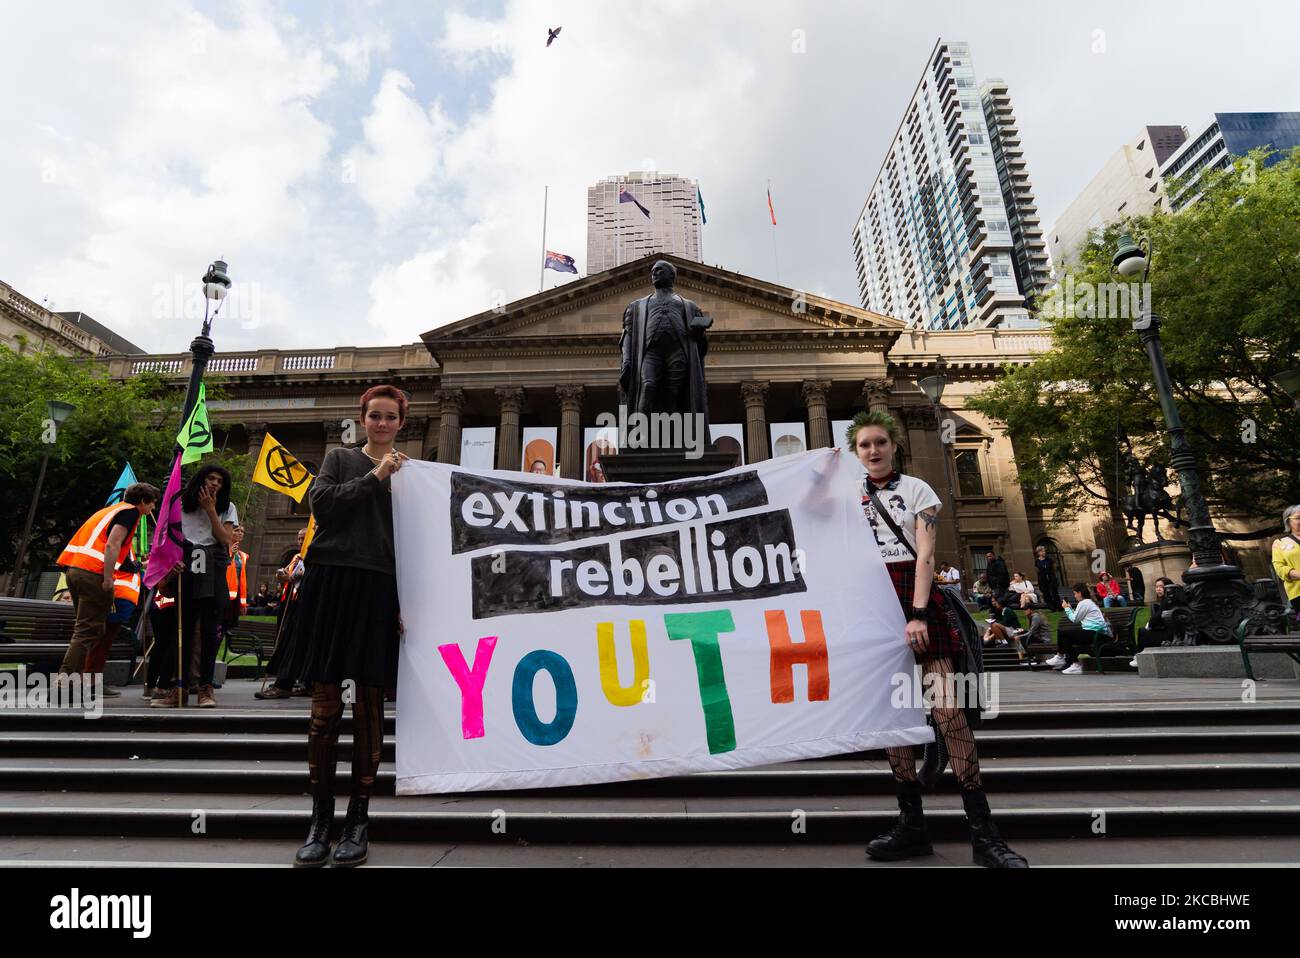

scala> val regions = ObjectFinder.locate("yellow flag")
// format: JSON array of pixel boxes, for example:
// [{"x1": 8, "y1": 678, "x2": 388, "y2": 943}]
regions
[
  {"x1": 251, "y1": 432, "x2": 313, "y2": 503},
  {"x1": 300, "y1": 515, "x2": 317, "y2": 557}
]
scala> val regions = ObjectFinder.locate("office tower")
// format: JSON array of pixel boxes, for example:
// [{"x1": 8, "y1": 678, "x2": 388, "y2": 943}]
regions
[
  {"x1": 1049, "y1": 125, "x2": 1187, "y2": 269},
  {"x1": 1161, "y1": 112, "x2": 1300, "y2": 211},
  {"x1": 851, "y1": 39, "x2": 1049, "y2": 329},
  {"x1": 587, "y1": 172, "x2": 703, "y2": 273}
]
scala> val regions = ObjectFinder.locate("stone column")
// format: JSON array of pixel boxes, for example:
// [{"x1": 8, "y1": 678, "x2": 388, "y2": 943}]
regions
[
  {"x1": 495, "y1": 387, "x2": 524, "y2": 472},
  {"x1": 323, "y1": 420, "x2": 346, "y2": 454},
  {"x1": 557, "y1": 385, "x2": 584, "y2": 480},
  {"x1": 801, "y1": 380, "x2": 833, "y2": 449},
  {"x1": 862, "y1": 377, "x2": 894, "y2": 414},
  {"x1": 246, "y1": 421, "x2": 269, "y2": 458},
  {"x1": 396, "y1": 415, "x2": 428, "y2": 461},
  {"x1": 741, "y1": 381, "x2": 770, "y2": 462},
  {"x1": 436, "y1": 388, "x2": 465, "y2": 465},
  {"x1": 900, "y1": 404, "x2": 961, "y2": 573}
]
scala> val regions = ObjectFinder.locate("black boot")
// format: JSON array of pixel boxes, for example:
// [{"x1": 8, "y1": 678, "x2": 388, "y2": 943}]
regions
[
  {"x1": 293, "y1": 797, "x2": 334, "y2": 868},
  {"x1": 331, "y1": 796, "x2": 369, "y2": 867},
  {"x1": 962, "y1": 788, "x2": 1028, "y2": 868},
  {"x1": 866, "y1": 781, "x2": 933, "y2": 861}
]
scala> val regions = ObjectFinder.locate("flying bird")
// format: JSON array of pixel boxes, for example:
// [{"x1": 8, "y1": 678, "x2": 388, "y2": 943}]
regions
[{"x1": 546, "y1": 26, "x2": 561, "y2": 47}]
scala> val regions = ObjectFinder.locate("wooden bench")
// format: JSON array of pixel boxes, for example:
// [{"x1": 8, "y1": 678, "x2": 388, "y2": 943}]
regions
[
  {"x1": 1235, "y1": 608, "x2": 1299, "y2": 681},
  {"x1": 0, "y1": 597, "x2": 137, "y2": 674},
  {"x1": 222, "y1": 618, "x2": 281, "y2": 669},
  {"x1": 1047, "y1": 606, "x2": 1137, "y2": 674}
]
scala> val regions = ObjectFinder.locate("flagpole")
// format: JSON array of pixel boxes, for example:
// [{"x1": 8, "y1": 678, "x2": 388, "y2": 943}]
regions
[
  {"x1": 768, "y1": 179, "x2": 781, "y2": 284},
  {"x1": 539, "y1": 185, "x2": 549, "y2": 293}
]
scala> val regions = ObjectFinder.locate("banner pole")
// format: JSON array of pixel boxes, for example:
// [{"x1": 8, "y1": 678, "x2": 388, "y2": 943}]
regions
[{"x1": 176, "y1": 576, "x2": 184, "y2": 709}]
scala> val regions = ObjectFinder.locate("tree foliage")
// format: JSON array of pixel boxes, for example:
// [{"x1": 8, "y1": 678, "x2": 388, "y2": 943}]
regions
[
  {"x1": 1, "y1": 346, "x2": 263, "y2": 581},
  {"x1": 969, "y1": 148, "x2": 1300, "y2": 537}
]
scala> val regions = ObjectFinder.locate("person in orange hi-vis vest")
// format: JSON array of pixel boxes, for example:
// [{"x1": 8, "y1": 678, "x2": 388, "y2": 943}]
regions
[
  {"x1": 225, "y1": 525, "x2": 250, "y2": 616},
  {"x1": 57, "y1": 482, "x2": 160, "y2": 678},
  {"x1": 82, "y1": 551, "x2": 143, "y2": 696}
]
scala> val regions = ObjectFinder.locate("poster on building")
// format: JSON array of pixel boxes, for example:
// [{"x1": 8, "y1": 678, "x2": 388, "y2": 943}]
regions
[
  {"x1": 832, "y1": 419, "x2": 856, "y2": 452},
  {"x1": 521, "y1": 426, "x2": 558, "y2": 476},
  {"x1": 769, "y1": 422, "x2": 807, "y2": 458},
  {"x1": 460, "y1": 427, "x2": 497, "y2": 471},
  {"x1": 391, "y1": 449, "x2": 930, "y2": 794},
  {"x1": 583, "y1": 425, "x2": 619, "y2": 483},
  {"x1": 710, "y1": 422, "x2": 744, "y2": 466}
]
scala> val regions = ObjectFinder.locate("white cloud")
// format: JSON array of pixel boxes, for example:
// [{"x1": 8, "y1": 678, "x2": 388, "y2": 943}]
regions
[
  {"x1": 332, "y1": 29, "x2": 393, "y2": 83},
  {"x1": 345, "y1": 70, "x2": 453, "y2": 223},
  {"x1": 4, "y1": 0, "x2": 1299, "y2": 352},
  {"x1": 0, "y1": 0, "x2": 338, "y2": 349}
]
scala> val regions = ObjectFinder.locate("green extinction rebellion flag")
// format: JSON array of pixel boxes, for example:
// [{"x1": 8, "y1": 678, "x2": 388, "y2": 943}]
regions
[{"x1": 176, "y1": 382, "x2": 214, "y2": 465}]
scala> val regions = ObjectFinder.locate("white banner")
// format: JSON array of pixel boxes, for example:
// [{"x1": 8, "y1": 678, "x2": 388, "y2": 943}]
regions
[{"x1": 392, "y1": 448, "x2": 930, "y2": 794}]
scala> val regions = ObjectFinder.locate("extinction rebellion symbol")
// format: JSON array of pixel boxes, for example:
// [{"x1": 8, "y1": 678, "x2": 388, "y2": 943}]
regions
[{"x1": 267, "y1": 444, "x2": 310, "y2": 490}]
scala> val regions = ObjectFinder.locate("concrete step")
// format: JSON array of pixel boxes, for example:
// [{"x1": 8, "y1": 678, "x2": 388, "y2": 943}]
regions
[
  {"x1": 1, "y1": 789, "x2": 1297, "y2": 841},
  {"x1": 3, "y1": 701, "x2": 1296, "y2": 733},
  {"x1": 0, "y1": 759, "x2": 1295, "y2": 797},
  {"x1": 4, "y1": 726, "x2": 1297, "y2": 762},
  {"x1": 4, "y1": 834, "x2": 1299, "y2": 867}
]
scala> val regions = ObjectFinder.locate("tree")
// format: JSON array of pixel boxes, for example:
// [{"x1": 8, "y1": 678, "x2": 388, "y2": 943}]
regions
[
  {"x1": 969, "y1": 148, "x2": 1300, "y2": 543},
  {"x1": 1, "y1": 345, "x2": 264, "y2": 585}
]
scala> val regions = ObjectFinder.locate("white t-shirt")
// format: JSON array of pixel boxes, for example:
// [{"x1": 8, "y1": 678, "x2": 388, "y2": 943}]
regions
[
  {"x1": 942, "y1": 568, "x2": 962, "y2": 585},
  {"x1": 861, "y1": 474, "x2": 942, "y2": 564},
  {"x1": 1011, "y1": 579, "x2": 1036, "y2": 598},
  {"x1": 181, "y1": 502, "x2": 239, "y2": 546}
]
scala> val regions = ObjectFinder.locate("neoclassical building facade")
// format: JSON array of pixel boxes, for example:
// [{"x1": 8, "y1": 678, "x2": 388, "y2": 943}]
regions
[{"x1": 100, "y1": 254, "x2": 1271, "y2": 600}]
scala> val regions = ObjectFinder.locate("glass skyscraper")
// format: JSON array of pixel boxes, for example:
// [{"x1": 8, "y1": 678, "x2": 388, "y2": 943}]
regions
[
  {"x1": 851, "y1": 40, "x2": 1050, "y2": 330},
  {"x1": 1162, "y1": 112, "x2": 1300, "y2": 211}
]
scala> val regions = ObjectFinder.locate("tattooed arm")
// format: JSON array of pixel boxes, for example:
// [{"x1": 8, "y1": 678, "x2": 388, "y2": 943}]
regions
[{"x1": 912, "y1": 505, "x2": 940, "y2": 610}]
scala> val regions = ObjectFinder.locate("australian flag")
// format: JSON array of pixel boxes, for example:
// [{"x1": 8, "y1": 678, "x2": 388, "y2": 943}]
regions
[
  {"x1": 618, "y1": 187, "x2": 651, "y2": 219},
  {"x1": 544, "y1": 250, "x2": 578, "y2": 274}
]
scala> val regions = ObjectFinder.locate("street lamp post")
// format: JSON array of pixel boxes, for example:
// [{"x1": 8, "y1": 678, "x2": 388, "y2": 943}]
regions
[
  {"x1": 1111, "y1": 233, "x2": 1281, "y2": 643},
  {"x1": 179, "y1": 260, "x2": 232, "y2": 428},
  {"x1": 918, "y1": 362, "x2": 966, "y2": 589},
  {"x1": 8, "y1": 400, "x2": 77, "y2": 597}
]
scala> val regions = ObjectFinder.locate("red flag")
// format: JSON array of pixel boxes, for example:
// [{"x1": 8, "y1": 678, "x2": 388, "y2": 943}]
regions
[
  {"x1": 144, "y1": 452, "x2": 184, "y2": 589},
  {"x1": 767, "y1": 186, "x2": 776, "y2": 226}
]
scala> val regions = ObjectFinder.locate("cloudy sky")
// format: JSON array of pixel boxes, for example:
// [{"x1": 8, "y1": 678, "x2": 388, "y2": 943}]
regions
[{"x1": 2, "y1": 0, "x2": 1296, "y2": 353}]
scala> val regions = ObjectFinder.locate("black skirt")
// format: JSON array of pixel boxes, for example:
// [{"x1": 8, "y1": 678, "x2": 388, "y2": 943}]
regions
[{"x1": 287, "y1": 564, "x2": 400, "y2": 689}]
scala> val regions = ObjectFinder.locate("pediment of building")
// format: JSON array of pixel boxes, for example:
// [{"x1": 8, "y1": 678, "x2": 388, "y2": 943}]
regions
[{"x1": 421, "y1": 254, "x2": 904, "y2": 360}]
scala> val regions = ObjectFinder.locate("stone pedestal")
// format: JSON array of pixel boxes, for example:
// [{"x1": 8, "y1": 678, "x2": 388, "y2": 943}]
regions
[
  {"x1": 599, "y1": 448, "x2": 740, "y2": 484},
  {"x1": 1121, "y1": 540, "x2": 1193, "y2": 604},
  {"x1": 1136, "y1": 645, "x2": 1300, "y2": 679}
]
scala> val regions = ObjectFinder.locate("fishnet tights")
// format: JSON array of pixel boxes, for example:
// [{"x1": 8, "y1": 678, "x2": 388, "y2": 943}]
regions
[
  {"x1": 307, "y1": 683, "x2": 385, "y2": 801},
  {"x1": 884, "y1": 656, "x2": 982, "y2": 790}
]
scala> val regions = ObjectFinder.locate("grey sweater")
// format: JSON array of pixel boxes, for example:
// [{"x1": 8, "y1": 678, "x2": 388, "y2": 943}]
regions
[{"x1": 306, "y1": 446, "x2": 395, "y2": 576}]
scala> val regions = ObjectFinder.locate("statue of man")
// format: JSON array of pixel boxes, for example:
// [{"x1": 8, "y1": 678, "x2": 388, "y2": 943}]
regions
[{"x1": 618, "y1": 260, "x2": 712, "y2": 440}]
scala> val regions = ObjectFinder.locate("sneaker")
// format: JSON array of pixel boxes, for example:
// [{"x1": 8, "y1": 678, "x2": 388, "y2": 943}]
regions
[
  {"x1": 151, "y1": 688, "x2": 181, "y2": 708},
  {"x1": 1061, "y1": 663, "x2": 1084, "y2": 675},
  {"x1": 1129, "y1": 657, "x2": 1139, "y2": 668},
  {"x1": 198, "y1": 685, "x2": 217, "y2": 708},
  {"x1": 1044, "y1": 654, "x2": 1065, "y2": 667},
  {"x1": 254, "y1": 685, "x2": 293, "y2": 700}
]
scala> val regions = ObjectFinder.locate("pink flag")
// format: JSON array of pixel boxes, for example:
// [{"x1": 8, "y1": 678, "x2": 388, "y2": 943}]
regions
[{"x1": 144, "y1": 452, "x2": 185, "y2": 589}]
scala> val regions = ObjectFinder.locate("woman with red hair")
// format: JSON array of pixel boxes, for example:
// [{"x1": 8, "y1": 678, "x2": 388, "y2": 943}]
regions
[{"x1": 289, "y1": 384, "x2": 409, "y2": 867}]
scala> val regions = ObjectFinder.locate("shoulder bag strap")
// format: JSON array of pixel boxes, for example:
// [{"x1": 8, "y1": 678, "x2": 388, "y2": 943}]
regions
[{"x1": 863, "y1": 482, "x2": 918, "y2": 560}]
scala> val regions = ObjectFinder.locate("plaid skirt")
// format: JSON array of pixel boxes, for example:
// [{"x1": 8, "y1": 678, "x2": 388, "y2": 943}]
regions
[{"x1": 885, "y1": 559, "x2": 963, "y2": 661}]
